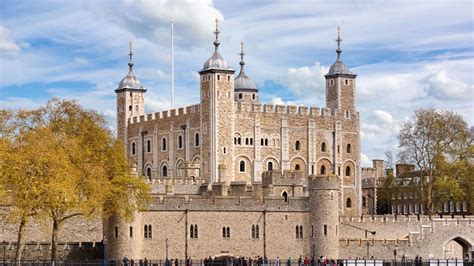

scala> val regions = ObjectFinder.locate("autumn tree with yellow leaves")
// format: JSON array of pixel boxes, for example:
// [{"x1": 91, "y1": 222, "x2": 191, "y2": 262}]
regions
[{"x1": 0, "y1": 99, "x2": 150, "y2": 263}]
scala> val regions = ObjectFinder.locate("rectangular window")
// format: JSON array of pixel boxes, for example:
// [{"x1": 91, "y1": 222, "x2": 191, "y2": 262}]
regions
[
  {"x1": 130, "y1": 226, "x2": 133, "y2": 238},
  {"x1": 115, "y1": 226, "x2": 118, "y2": 238},
  {"x1": 323, "y1": 225, "x2": 327, "y2": 236}
]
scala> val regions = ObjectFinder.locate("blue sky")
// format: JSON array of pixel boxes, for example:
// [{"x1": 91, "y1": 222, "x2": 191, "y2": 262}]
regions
[{"x1": 0, "y1": 0, "x2": 473, "y2": 166}]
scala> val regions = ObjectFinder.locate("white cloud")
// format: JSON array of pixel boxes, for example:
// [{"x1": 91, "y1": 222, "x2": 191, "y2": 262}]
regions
[
  {"x1": 156, "y1": 69, "x2": 166, "y2": 80},
  {"x1": 278, "y1": 62, "x2": 328, "y2": 96},
  {"x1": 117, "y1": 0, "x2": 224, "y2": 48},
  {"x1": 373, "y1": 110, "x2": 394, "y2": 124},
  {"x1": 271, "y1": 97, "x2": 285, "y2": 106},
  {"x1": 425, "y1": 69, "x2": 473, "y2": 100},
  {"x1": 74, "y1": 57, "x2": 88, "y2": 65},
  {"x1": 0, "y1": 25, "x2": 21, "y2": 54},
  {"x1": 361, "y1": 153, "x2": 371, "y2": 167}
]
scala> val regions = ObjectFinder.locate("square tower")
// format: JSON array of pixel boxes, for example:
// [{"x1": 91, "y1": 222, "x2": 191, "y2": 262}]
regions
[{"x1": 199, "y1": 20, "x2": 236, "y2": 183}]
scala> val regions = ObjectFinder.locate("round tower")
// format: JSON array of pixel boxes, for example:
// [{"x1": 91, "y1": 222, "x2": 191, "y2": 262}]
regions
[
  {"x1": 105, "y1": 165, "x2": 144, "y2": 261},
  {"x1": 309, "y1": 174, "x2": 340, "y2": 259}
]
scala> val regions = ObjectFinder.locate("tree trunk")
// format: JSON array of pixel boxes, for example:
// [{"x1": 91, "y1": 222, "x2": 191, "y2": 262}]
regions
[
  {"x1": 14, "y1": 218, "x2": 26, "y2": 264},
  {"x1": 51, "y1": 218, "x2": 60, "y2": 264}
]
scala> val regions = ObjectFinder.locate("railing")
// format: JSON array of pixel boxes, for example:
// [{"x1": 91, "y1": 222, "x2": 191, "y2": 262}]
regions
[{"x1": 0, "y1": 259, "x2": 472, "y2": 266}]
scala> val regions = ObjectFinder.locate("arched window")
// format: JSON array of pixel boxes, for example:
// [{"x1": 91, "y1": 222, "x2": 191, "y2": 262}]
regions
[
  {"x1": 346, "y1": 144, "x2": 351, "y2": 153},
  {"x1": 268, "y1": 162, "x2": 273, "y2": 171},
  {"x1": 295, "y1": 140, "x2": 301, "y2": 151},
  {"x1": 321, "y1": 142, "x2": 326, "y2": 152},
  {"x1": 282, "y1": 191, "x2": 289, "y2": 203},
  {"x1": 265, "y1": 139, "x2": 268, "y2": 146},
  {"x1": 252, "y1": 225, "x2": 255, "y2": 239},
  {"x1": 135, "y1": 105, "x2": 139, "y2": 111},
  {"x1": 245, "y1": 138, "x2": 249, "y2": 145},
  {"x1": 320, "y1": 165, "x2": 326, "y2": 175},
  {"x1": 129, "y1": 105, "x2": 132, "y2": 111},
  {"x1": 250, "y1": 138, "x2": 253, "y2": 145},
  {"x1": 261, "y1": 139, "x2": 264, "y2": 146},
  {"x1": 195, "y1": 133, "x2": 200, "y2": 147},
  {"x1": 239, "y1": 161, "x2": 245, "y2": 172},
  {"x1": 162, "y1": 138, "x2": 167, "y2": 151},
  {"x1": 194, "y1": 224, "x2": 198, "y2": 238},
  {"x1": 346, "y1": 198, "x2": 352, "y2": 208},
  {"x1": 295, "y1": 226, "x2": 299, "y2": 239},
  {"x1": 226, "y1": 227, "x2": 230, "y2": 238},
  {"x1": 362, "y1": 196, "x2": 367, "y2": 207},
  {"x1": 222, "y1": 227, "x2": 226, "y2": 237},
  {"x1": 299, "y1": 225, "x2": 303, "y2": 239},
  {"x1": 239, "y1": 93, "x2": 243, "y2": 99},
  {"x1": 255, "y1": 225, "x2": 259, "y2": 239},
  {"x1": 147, "y1": 140, "x2": 151, "y2": 153},
  {"x1": 295, "y1": 164, "x2": 301, "y2": 171},
  {"x1": 131, "y1": 142, "x2": 136, "y2": 155},
  {"x1": 345, "y1": 166, "x2": 351, "y2": 176},
  {"x1": 178, "y1": 135, "x2": 183, "y2": 149},
  {"x1": 146, "y1": 167, "x2": 152, "y2": 181},
  {"x1": 162, "y1": 165, "x2": 168, "y2": 177}
]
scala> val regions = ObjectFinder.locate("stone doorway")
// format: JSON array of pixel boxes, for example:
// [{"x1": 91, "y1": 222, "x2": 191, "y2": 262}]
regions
[{"x1": 443, "y1": 236, "x2": 473, "y2": 259}]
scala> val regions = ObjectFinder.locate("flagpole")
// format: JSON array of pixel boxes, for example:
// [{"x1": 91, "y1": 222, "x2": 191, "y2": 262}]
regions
[{"x1": 171, "y1": 19, "x2": 175, "y2": 109}]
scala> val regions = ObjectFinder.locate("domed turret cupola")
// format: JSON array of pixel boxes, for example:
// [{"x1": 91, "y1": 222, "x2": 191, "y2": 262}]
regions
[
  {"x1": 324, "y1": 27, "x2": 357, "y2": 112},
  {"x1": 234, "y1": 42, "x2": 259, "y2": 103},
  {"x1": 115, "y1": 42, "x2": 146, "y2": 144},
  {"x1": 201, "y1": 20, "x2": 233, "y2": 72}
]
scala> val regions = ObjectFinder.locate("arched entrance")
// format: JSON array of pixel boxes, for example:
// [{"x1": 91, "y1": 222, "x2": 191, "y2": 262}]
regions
[{"x1": 443, "y1": 236, "x2": 473, "y2": 259}]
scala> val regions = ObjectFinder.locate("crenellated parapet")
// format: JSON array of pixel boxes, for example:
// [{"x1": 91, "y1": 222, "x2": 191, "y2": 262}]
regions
[
  {"x1": 128, "y1": 104, "x2": 201, "y2": 125},
  {"x1": 235, "y1": 102, "x2": 360, "y2": 120}
]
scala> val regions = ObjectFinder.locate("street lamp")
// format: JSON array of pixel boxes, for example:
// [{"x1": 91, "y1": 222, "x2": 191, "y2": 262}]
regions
[
  {"x1": 3, "y1": 240, "x2": 6, "y2": 266},
  {"x1": 365, "y1": 230, "x2": 376, "y2": 259},
  {"x1": 103, "y1": 236, "x2": 107, "y2": 266},
  {"x1": 165, "y1": 238, "x2": 169, "y2": 266}
]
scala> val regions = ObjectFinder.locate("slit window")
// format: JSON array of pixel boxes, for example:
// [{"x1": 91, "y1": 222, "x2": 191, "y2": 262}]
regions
[
  {"x1": 146, "y1": 139, "x2": 151, "y2": 153},
  {"x1": 295, "y1": 140, "x2": 301, "y2": 151},
  {"x1": 321, "y1": 142, "x2": 326, "y2": 152},
  {"x1": 131, "y1": 142, "x2": 136, "y2": 155},
  {"x1": 195, "y1": 133, "x2": 200, "y2": 147},
  {"x1": 162, "y1": 165, "x2": 168, "y2": 177},
  {"x1": 178, "y1": 135, "x2": 183, "y2": 149}
]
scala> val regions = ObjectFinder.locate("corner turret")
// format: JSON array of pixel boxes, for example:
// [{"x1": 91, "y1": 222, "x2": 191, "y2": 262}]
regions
[{"x1": 325, "y1": 27, "x2": 357, "y2": 113}]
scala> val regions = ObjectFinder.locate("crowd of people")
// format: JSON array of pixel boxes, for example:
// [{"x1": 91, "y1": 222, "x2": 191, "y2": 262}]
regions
[{"x1": 119, "y1": 254, "x2": 472, "y2": 266}]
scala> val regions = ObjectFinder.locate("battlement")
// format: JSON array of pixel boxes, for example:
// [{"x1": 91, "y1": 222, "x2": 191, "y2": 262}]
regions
[
  {"x1": 147, "y1": 193, "x2": 309, "y2": 212},
  {"x1": 128, "y1": 104, "x2": 201, "y2": 125},
  {"x1": 339, "y1": 214, "x2": 474, "y2": 225},
  {"x1": 235, "y1": 102, "x2": 360, "y2": 119},
  {"x1": 262, "y1": 170, "x2": 307, "y2": 187},
  {"x1": 308, "y1": 174, "x2": 339, "y2": 190}
]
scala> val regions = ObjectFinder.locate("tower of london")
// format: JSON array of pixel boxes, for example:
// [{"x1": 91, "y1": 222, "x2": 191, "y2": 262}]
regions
[
  {"x1": 105, "y1": 21, "x2": 473, "y2": 260},
  {"x1": 1, "y1": 22, "x2": 471, "y2": 261}
]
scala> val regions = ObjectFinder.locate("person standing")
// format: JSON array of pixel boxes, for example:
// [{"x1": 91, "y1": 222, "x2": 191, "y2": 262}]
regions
[
  {"x1": 276, "y1": 257, "x2": 281, "y2": 266},
  {"x1": 304, "y1": 256, "x2": 309, "y2": 266}
]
